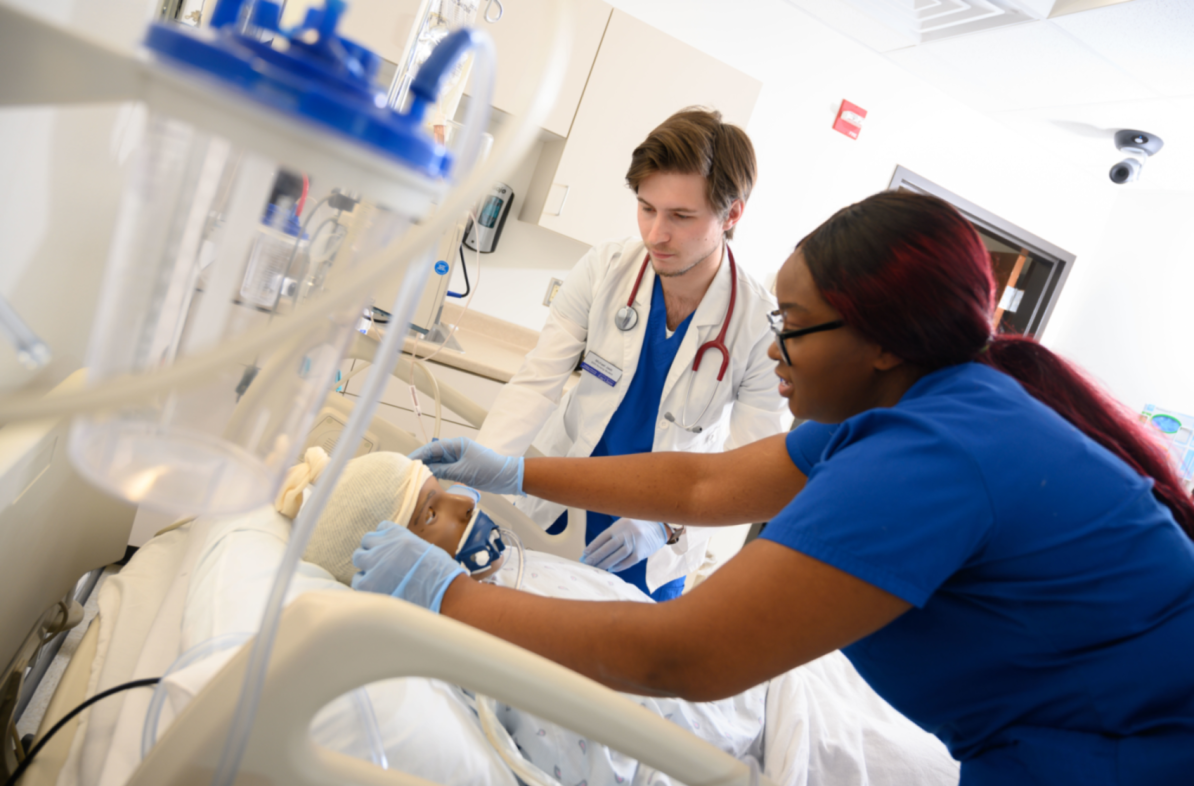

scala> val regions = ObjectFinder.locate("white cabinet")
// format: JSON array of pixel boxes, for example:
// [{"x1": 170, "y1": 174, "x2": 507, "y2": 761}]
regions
[
  {"x1": 462, "y1": 0, "x2": 613, "y2": 138},
  {"x1": 520, "y1": 10, "x2": 762, "y2": 247}
]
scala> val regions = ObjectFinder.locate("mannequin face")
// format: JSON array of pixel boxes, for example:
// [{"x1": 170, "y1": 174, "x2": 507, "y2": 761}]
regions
[{"x1": 408, "y1": 476, "x2": 504, "y2": 580}]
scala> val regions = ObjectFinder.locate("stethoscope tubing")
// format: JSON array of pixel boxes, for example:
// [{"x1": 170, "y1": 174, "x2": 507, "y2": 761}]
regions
[
  {"x1": 616, "y1": 246, "x2": 738, "y2": 432},
  {"x1": 617, "y1": 247, "x2": 738, "y2": 381}
]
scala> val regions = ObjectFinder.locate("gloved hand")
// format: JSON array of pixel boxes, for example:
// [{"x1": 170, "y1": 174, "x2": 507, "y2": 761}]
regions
[
  {"x1": 408, "y1": 437, "x2": 525, "y2": 496},
  {"x1": 351, "y1": 523, "x2": 467, "y2": 613},
  {"x1": 580, "y1": 517, "x2": 669, "y2": 573}
]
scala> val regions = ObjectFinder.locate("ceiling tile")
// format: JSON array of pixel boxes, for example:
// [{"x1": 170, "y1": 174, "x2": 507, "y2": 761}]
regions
[
  {"x1": 1050, "y1": 0, "x2": 1194, "y2": 97},
  {"x1": 910, "y1": 19, "x2": 1159, "y2": 111}
]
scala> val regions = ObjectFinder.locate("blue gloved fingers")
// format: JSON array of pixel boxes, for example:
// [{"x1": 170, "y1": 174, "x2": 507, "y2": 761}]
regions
[
  {"x1": 358, "y1": 526, "x2": 399, "y2": 551},
  {"x1": 581, "y1": 518, "x2": 669, "y2": 573},
  {"x1": 408, "y1": 437, "x2": 464, "y2": 465},
  {"x1": 391, "y1": 548, "x2": 434, "y2": 600},
  {"x1": 350, "y1": 525, "x2": 466, "y2": 612},
  {"x1": 409, "y1": 438, "x2": 525, "y2": 495},
  {"x1": 580, "y1": 529, "x2": 624, "y2": 569}
]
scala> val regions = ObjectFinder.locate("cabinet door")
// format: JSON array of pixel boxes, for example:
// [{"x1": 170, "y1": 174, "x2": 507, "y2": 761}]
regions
[
  {"x1": 526, "y1": 10, "x2": 762, "y2": 246},
  {"x1": 463, "y1": 0, "x2": 612, "y2": 138},
  {"x1": 336, "y1": 0, "x2": 422, "y2": 66}
]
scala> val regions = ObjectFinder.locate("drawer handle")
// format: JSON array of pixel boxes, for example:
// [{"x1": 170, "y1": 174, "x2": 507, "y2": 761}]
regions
[{"x1": 548, "y1": 184, "x2": 570, "y2": 217}]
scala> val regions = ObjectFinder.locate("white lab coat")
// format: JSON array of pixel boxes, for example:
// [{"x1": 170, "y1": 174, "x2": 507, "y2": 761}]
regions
[{"x1": 477, "y1": 238, "x2": 787, "y2": 590}]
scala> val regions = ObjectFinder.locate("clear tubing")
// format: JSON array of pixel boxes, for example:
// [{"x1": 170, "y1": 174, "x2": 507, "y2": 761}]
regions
[
  {"x1": 410, "y1": 358, "x2": 443, "y2": 441},
  {"x1": 0, "y1": 293, "x2": 51, "y2": 370},
  {"x1": 498, "y1": 526, "x2": 525, "y2": 592},
  {"x1": 476, "y1": 694, "x2": 559, "y2": 786},
  {"x1": 450, "y1": 32, "x2": 496, "y2": 182},
  {"x1": 349, "y1": 687, "x2": 389, "y2": 770},
  {"x1": 142, "y1": 632, "x2": 253, "y2": 760},
  {"x1": 209, "y1": 248, "x2": 433, "y2": 786},
  {"x1": 0, "y1": 0, "x2": 572, "y2": 424}
]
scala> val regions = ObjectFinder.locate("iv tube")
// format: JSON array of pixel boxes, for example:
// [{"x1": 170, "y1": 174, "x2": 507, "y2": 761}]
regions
[
  {"x1": 0, "y1": 0, "x2": 571, "y2": 424},
  {"x1": 0, "y1": 293, "x2": 51, "y2": 370}
]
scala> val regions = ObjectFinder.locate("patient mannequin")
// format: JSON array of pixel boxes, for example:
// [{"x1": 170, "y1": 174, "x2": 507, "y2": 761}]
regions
[{"x1": 275, "y1": 447, "x2": 504, "y2": 584}]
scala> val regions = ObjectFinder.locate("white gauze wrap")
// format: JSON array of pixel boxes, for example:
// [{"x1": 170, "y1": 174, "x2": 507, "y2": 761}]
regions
[{"x1": 274, "y1": 447, "x2": 433, "y2": 584}]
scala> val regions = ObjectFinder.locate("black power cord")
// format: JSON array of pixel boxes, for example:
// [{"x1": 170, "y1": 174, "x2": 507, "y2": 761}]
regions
[
  {"x1": 447, "y1": 242, "x2": 471, "y2": 299},
  {"x1": 5, "y1": 678, "x2": 159, "y2": 786}
]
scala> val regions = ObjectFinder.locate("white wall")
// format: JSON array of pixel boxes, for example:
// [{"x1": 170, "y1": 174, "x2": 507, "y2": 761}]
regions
[
  {"x1": 1043, "y1": 189, "x2": 1194, "y2": 416},
  {"x1": 479, "y1": 0, "x2": 1194, "y2": 420}
]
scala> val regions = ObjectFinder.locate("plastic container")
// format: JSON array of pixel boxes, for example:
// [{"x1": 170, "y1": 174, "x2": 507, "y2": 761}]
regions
[{"x1": 69, "y1": 0, "x2": 485, "y2": 516}]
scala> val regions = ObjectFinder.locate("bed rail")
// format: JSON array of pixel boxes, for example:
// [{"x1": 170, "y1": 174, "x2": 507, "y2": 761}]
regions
[{"x1": 128, "y1": 589, "x2": 772, "y2": 786}]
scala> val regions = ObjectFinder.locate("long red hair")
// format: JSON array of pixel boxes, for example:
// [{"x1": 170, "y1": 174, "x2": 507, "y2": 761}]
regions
[{"x1": 799, "y1": 190, "x2": 1194, "y2": 539}]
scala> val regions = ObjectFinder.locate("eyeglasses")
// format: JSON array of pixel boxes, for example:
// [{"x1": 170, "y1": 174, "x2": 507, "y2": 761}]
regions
[{"x1": 767, "y1": 310, "x2": 844, "y2": 365}]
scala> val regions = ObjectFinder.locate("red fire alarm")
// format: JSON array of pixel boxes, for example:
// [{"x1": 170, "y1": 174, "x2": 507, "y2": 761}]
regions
[{"x1": 833, "y1": 100, "x2": 867, "y2": 140}]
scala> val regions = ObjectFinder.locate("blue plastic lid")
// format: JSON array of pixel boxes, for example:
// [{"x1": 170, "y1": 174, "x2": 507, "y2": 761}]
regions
[
  {"x1": 144, "y1": 0, "x2": 480, "y2": 178},
  {"x1": 261, "y1": 202, "x2": 304, "y2": 237}
]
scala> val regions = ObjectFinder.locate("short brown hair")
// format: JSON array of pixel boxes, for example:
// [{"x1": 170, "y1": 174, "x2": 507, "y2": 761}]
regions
[{"x1": 625, "y1": 108, "x2": 756, "y2": 240}]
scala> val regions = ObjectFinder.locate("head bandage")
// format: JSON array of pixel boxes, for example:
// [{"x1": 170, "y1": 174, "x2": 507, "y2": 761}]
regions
[{"x1": 275, "y1": 447, "x2": 432, "y2": 584}]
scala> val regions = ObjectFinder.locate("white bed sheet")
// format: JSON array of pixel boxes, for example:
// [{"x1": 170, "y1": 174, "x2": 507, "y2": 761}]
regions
[{"x1": 59, "y1": 508, "x2": 959, "y2": 786}]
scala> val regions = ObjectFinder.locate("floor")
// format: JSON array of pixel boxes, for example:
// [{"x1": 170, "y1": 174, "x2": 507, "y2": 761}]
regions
[{"x1": 16, "y1": 566, "x2": 118, "y2": 740}]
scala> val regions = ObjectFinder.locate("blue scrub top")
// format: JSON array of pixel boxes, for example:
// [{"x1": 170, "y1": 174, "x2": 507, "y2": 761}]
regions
[
  {"x1": 550, "y1": 276, "x2": 692, "y2": 601},
  {"x1": 763, "y1": 363, "x2": 1194, "y2": 786}
]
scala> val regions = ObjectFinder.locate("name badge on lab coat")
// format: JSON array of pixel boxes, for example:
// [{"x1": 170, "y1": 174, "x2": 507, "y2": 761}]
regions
[{"x1": 580, "y1": 351, "x2": 622, "y2": 387}]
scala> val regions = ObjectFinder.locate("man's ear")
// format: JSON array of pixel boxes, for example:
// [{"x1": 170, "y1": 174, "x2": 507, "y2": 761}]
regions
[{"x1": 723, "y1": 199, "x2": 745, "y2": 233}]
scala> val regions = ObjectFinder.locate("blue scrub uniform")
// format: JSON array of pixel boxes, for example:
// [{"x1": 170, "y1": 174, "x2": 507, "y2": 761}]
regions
[
  {"x1": 763, "y1": 362, "x2": 1194, "y2": 786},
  {"x1": 550, "y1": 277, "x2": 691, "y2": 601}
]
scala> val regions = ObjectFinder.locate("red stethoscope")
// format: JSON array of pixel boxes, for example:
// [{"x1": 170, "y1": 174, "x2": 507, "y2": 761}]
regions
[{"x1": 613, "y1": 247, "x2": 738, "y2": 433}]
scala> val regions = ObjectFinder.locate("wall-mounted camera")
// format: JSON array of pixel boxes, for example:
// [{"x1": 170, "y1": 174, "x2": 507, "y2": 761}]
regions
[{"x1": 1109, "y1": 130, "x2": 1163, "y2": 184}]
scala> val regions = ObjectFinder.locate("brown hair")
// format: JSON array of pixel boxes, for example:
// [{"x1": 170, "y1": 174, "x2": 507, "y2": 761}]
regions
[{"x1": 625, "y1": 108, "x2": 756, "y2": 240}]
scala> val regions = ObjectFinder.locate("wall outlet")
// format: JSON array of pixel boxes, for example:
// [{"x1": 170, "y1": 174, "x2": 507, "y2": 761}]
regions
[{"x1": 543, "y1": 277, "x2": 564, "y2": 307}]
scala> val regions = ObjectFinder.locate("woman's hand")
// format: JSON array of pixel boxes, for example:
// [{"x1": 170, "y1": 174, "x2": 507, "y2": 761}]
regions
[
  {"x1": 351, "y1": 523, "x2": 467, "y2": 613},
  {"x1": 581, "y1": 518, "x2": 669, "y2": 572},
  {"x1": 409, "y1": 438, "x2": 525, "y2": 496}
]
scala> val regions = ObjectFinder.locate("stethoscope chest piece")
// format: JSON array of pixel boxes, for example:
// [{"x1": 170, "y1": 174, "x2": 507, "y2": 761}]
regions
[{"x1": 614, "y1": 305, "x2": 639, "y2": 332}]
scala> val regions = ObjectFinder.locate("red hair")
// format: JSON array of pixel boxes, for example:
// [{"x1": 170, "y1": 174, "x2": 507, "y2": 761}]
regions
[{"x1": 799, "y1": 190, "x2": 1194, "y2": 539}]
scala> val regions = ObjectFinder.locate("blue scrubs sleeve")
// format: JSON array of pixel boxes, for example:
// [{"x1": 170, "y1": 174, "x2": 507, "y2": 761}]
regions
[
  {"x1": 766, "y1": 411, "x2": 995, "y2": 607},
  {"x1": 787, "y1": 422, "x2": 839, "y2": 475}
]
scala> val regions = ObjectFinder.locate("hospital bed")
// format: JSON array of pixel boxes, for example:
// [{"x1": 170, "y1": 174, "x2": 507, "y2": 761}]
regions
[{"x1": 0, "y1": 349, "x2": 960, "y2": 786}]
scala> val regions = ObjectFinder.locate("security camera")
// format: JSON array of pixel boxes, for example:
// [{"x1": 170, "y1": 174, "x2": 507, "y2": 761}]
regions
[{"x1": 1109, "y1": 130, "x2": 1163, "y2": 184}]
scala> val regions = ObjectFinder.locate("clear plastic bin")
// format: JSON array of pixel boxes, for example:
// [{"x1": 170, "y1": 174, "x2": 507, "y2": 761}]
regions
[{"x1": 69, "y1": 0, "x2": 482, "y2": 516}]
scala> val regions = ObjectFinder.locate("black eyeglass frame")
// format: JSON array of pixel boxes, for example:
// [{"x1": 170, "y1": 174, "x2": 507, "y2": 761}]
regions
[{"x1": 767, "y1": 311, "x2": 845, "y2": 365}]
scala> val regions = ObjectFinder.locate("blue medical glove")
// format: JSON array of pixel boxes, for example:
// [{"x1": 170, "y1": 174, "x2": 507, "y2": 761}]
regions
[
  {"x1": 580, "y1": 517, "x2": 669, "y2": 573},
  {"x1": 408, "y1": 437, "x2": 525, "y2": 496},
  {"x1": 351, "y1": 523, "x2": 467, "y2": 613}
]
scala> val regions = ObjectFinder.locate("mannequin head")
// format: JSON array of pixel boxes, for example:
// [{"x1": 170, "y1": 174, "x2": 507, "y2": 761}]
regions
[{"x1": 282, "y1": 449, "x2": 504, "y2": 584}]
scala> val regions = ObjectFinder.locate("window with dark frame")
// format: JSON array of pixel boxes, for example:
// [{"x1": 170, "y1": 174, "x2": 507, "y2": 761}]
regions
[{"x1": 888, "y1": 166, "x2": 1076, "y2": 339}]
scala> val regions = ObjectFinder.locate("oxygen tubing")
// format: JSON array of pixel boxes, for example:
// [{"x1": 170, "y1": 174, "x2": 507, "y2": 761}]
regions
[
  {"x1": 0, "y1": 0, "x2": 572, "y2": 424},
  {"x1": 141, "y1": 633, "x2": 252, "y2": 760}
]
